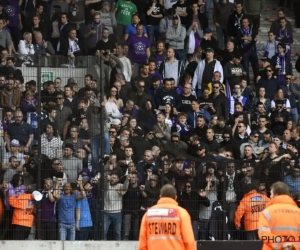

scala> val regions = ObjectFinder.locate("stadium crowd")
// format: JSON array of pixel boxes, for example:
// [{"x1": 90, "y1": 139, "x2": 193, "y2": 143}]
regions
[{"x1": 0, "y1": 0, "x2": 300, "y2": 244}]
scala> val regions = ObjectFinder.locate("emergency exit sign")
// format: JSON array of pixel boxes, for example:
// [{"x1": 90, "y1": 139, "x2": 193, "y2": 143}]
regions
[{"x1": 41, "y1": 72, "x2": 54, "y2": 83}]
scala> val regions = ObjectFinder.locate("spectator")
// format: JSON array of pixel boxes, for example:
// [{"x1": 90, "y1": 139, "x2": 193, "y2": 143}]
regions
[
  {"x1": 99, "y1": 1, "x2": 117, "y2": 38},
  {"x1": 115, "y1": 0, "x2": 137, "y2": 42},
  {"x1": 53, "y1": 179, "x2": 86, "y2": 241},
  {"x1": 85, "y1": 12, "x2": 105, "y2": 55},
  {"x1": 166, "y1": 15, "x2": 186, "y2": 60}
]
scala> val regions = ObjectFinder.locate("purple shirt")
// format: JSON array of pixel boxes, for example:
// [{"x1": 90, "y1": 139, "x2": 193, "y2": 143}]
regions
[
  {"x1": 127, "y1": 35, "x2": 150, "y2": 64},
  {"x1": 194, "y1": 33, "x2": 200, "y2": 47},
  {"x1": 41, "y1": 190, "x2": 56, "y2": 222},
  {"x1": 155, "y1": 53, "x2": 164, "y2": 70},
  {"x1": 4, "y1": 0, "x2": 20, "y2": 28}
]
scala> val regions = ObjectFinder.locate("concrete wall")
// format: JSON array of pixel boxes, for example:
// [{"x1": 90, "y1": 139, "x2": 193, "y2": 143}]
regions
[
  {"x1": 0, "y1": 240, "x2": 262, "y2": 250},
  {"x1": 0, "y1": 241, "x2": 139, "y2": 250}
]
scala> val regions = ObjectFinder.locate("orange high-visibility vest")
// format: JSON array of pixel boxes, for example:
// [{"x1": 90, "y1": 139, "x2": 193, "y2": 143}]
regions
[
  {"x1": 235, "y1": 190, "x2": 270, "y2": 231},
  {"x1": 258, "y1": 195, "x2": 300, "y2": 250},
  {"x1": 9, "y1": 193, "x2": 35, "y2": 228},
  {"x1": 138, "y1": 197, "x2": 196, "y2": 250}
]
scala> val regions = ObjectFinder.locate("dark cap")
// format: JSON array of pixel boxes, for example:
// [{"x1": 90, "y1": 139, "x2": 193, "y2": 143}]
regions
[
  {"x1": 261, "y1": 57, "x2": 272, "y2": 63},
  {"x1": 64, "y1": 143, "x2": 74, "y2": 151},
  {"x1": 173, "y1": 15, "x2": 179, "y2": 19},
  {"x1": 133, "y1": 128, "x2": 144, "y2": 136},
  {"x1": 196, "y1": 144, "x2": 205, "y2": 151},
  {"x1": 250, "y1": 130, "x2": 259, "y2": 136},
  {"x1": 101, "y1": 1, "x2": 110, "y2": 6},
  {"x1": 206, "y1": 47, "x2": 214, "y2": 53},
  {"x1": 151, "y1": 75, "x2": 161, "y2": 82},
  {"x1": 204, "y1": 27, "x2": 212, "y2": 34}
]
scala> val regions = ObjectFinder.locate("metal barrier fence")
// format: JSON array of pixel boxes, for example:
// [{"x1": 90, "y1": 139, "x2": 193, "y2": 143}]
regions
[{"x1": 0, "y1": 139, "x2": 294, "y2": 241}]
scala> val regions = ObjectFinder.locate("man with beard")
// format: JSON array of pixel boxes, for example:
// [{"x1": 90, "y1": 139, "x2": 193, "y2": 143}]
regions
[
  {"x1": 122, "y1": 171, "x2": 143, "y2": 240},
  {"x1": 103, "y1": 170, "x2": 129, "y2": 240}
]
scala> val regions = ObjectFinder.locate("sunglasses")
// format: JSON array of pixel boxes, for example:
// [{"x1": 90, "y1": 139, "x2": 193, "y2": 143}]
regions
[
  {"x1": 266, "y1": 70, "x2": 272, "y2": 72},
  {"x1": 213, "y1": 86, "x2": 219, "y2": 89},
  {"x1": 148, "y1": 132, "x2": 154, "y2": 135},
  {"x1": 186, "y1": 185, "x2": 191, "y2": 188},
  {"x1": 286, "y1": 77, "x2": 291, "y2": 80}
]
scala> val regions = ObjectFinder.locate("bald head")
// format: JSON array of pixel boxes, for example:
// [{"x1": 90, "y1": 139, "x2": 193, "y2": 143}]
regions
[{"x1": 160, "y1": 184, "x2": 177, "y2": 199}]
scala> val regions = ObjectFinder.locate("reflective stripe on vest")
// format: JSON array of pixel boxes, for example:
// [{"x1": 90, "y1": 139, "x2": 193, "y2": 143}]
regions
[
  {"x1": 272, "y1": 226, "x2": 300, "y2": 233},
  {"x1": 147, "y1": 236, "x2": 183, "y2": 241},
  {"x1": 259, "y1": 226, "x2": 271, "y2": 232},
  {"x1": 262, "y1": 209, "x2": 271, "y2": 222}
]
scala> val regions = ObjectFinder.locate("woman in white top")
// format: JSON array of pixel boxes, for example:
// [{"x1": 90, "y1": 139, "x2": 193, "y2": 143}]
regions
[
  {"x1": 271, "y1": 87, "x2": 291, "y2": 112},
  {"x1": 107, "y1": 86, "x2": 124, "y2": 109},
  {"x1": 18, "y1": 32, "x2": 35, "y2": 61},
  {"x1": 105, "y1": 96, "x2": 122, "y2": 125}
]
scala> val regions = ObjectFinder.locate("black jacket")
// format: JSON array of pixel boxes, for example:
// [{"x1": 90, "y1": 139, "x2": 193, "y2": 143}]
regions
[
  {"x1": 179, "y1": 191, "x2": 210, "y2": 220},
  {"x1": 209, "y1": 201, "x2": 230, "y2": 240},
  {"x1": 227, "y1": 11, "x2": 246, "y2": 38},
  {"x1": 211, "y1": 92, "x2": 228, "y2": 121},
  {"x1": 60, "y1": 37, "x2": 85, "y2": 57},
  {"x1": 130, "y1": 136, "x2": 152, "y2": 162}
]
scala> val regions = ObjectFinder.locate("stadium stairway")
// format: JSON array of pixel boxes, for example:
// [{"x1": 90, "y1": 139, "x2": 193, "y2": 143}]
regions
[{"x1": 207, "y1": 1, "x2": 299, "y2": 83}]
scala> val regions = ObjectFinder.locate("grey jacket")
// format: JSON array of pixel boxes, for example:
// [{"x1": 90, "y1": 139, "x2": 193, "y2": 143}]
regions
[
  {"x1": 86, "y1": 99, "x2": 108, "y2": 137},
  {"x1": 243, "y1": 0, "x2": 265, "y2": 15},
  {"x1": 166, "y1": 25, "x2": 186, "y2": 50}
]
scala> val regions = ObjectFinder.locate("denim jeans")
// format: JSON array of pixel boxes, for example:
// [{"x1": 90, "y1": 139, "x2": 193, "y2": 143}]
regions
[
  {"x1": 192, "y1": 220, "x2": 199, "y2": 240},
  {"x1": 58, "y1": 222, "x2": 75, "y2": 240},
  {"x1": 147, "y1": 25, "x2": 160, "y2": 45},
  {"x1": 76, "y1": 227, "x2": 91, "y2": 240},
  {"x1": 175, "y1": 49, "x2": 186, "y2": 61},
  {"x1": 122, "y1": 212, "x2": 140, "y2": 240},
  {"x1": 199, "y1": 219, "x2": 209, "y2": 240},
  {"x1": 216, "y1": 25, "x2": 228, "y2": 50},
  {"x1": 104, "y1": 212, "x2": 122, "y2": 240},
  {"x1": 91, "y1": 132, "x2": 110, "y2": 173},
  {"x1": 290, "y1": 107, "x2": 299, "y2": 124},
  {"x1": 196, "y1": 89, "x2": 203, "y2": 98}
]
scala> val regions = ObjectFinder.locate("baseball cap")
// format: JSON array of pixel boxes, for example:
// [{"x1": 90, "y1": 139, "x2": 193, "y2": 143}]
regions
[
  {"x1": 111, "y1": 119, "x2": 121, "y2": 126},
  {"x1": 196, "y1": 144, "x2": 205, "y2": 151},
  {"x1": 261, "y1": 57, "x2": 272, "y2": 63},
  {"x1": 250, "y1": 131, "x2": 259, "y2": 136},
  {"x1": 151, "y1": 75, "x2": 161, "y2": 82},
  {"x1": 204, "y1": 28, "x2": 212, "y2": 34},
  {"x1": 206, "y1": 47, "x2": 214, "y2": 53},
  {"x1": 11, "y1": 139, "x2": 20, "y2": 147},
  {"x1": 149, "y1": 175, "x2": 158, "y2": 181},
  {"x1": 133, "y1": 129, "x2": 144, "y2": 136},
  {"x1": 101, "y1": 1, "x2": 110, "y2": 6},
  {"x1": 32, "y1": 191, "x2": 43, "y2": 201}
]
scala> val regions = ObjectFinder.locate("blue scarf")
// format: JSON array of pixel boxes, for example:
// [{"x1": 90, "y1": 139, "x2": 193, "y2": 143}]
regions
[
  {"x1": 35, "y1": 40, "x2": 46, "y2": 52},
  {"x1": 176, "y1": 122, "x2": 190, "y2": 135},
  {"x1": 276, "y1": 54, "x2": 286, "y2": 75}
]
